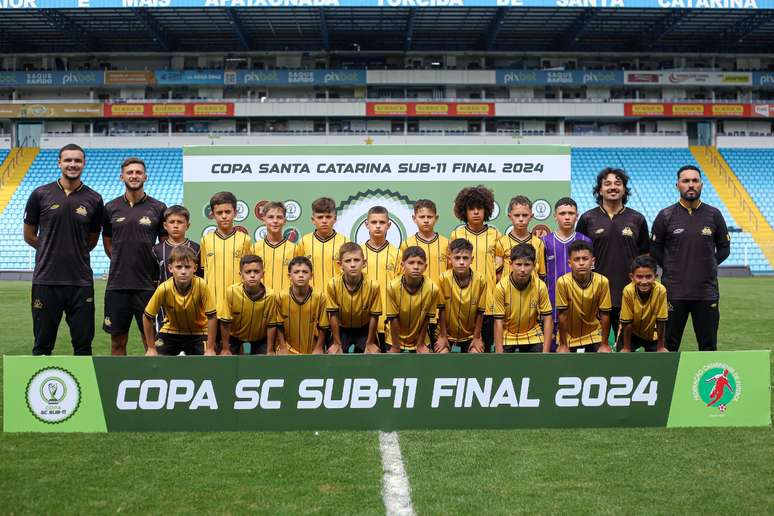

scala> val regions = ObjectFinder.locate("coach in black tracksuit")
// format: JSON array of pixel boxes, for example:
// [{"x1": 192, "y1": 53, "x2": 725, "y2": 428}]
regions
[
  {"x1": 24, "y1": 144, "x2": 104, "y2": 356},
  {"x1": 651, "y1": 165, "x2": 730, "y2": 352}
]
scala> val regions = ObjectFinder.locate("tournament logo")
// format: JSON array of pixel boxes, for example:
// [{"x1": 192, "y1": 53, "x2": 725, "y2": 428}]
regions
[
  {"x1": 692, "y1": 363, "x2": 741, "y2": 413},
  {"x1": 139, "y1": 216, "x2": 151, "y2": 226},
  {"x1": 26, "y1": 367, "x2": 81, "y2": 424},
  {"x1": 235, "y1": 201, "x2": 249, "y2": 222},
  {"x1": 284, "y1": 226, "x2": 300, "y2": 243},
  {"x1": 532, "y1": 199, "x2": 551, "y2": 221},
  {"x1": 75, "y1": 205, "x2": 88, "y2": 217},
  {"x1": 336, "y1": 190, "x2": 412, "y2": 246},
  {"x1": 201, "y1": 226, "x2": 216, "y2": 238},
  {"x1": 284, "y1": 200, "x2": 301, "y2": 222}
]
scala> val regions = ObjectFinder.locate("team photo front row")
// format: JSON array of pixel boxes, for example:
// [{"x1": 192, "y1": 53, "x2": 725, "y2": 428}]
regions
[{"x1": 24, "y1": 144, "x2": 730, "y2": 357}]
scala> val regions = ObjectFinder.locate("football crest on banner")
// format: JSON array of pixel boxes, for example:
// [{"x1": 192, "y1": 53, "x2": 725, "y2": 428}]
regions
[
  {"x1": 26, "y1": 367, "x2": 81, "y2": 424},
  {"x1": 692, "y1": 363, "x2": 741, "y2": 413},
  {"x1": 336, "y1": 190, "x2": 413, "y2": 246}
]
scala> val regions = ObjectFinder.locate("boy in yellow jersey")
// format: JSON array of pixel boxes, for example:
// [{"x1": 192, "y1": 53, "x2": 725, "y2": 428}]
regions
[
  {"x1": 276, "y1": 256, "x2": 328, "y2": 354},
  {"x1": 327, "y1": 242, "x2": 382, "y2": 354},
  {"x1": 295, "y1": 197, "x2": 348, "y2": 292},
  {"x1": 555, "y1": 240, "x2": 612, "y2": 353},
  {"x1": 436, "y1": 239, "x2": 487, "y2": 353},
  {"x1": 200, "y1": 191, "x2": 253, "y2": 352},
  {"x1": 218, "y1": 255, "x2": 280, "y2": 356},
  {"x1": 449, "y1": 185, "x2": 501, "y2": 352},
  {"x1": 362, "y1": 206, "x2": 401, "y2": 351},
  {"x1": 386, "y1": 246, "x2": 443, "y2": 353},
  {"x1": 143, "y1": 246, "x2": 217, "y2": 356},
  {"x1": 493, "y1": 244, "x2": 553, "y2": 353},
  {"x1": 618, "y1": 255, "x2": 669, "y2": 353},
  {"x1": 496, "y1": 195, "x2": 546, "y2": 282},
  {"x1": 254, "y1": 202, "x2": 295, "y2": 292}
]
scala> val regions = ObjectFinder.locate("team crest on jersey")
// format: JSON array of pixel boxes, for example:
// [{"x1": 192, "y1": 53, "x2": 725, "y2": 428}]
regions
[
  {"x1": 595, "y1": 228, "x2": 604, "y2": 234},
  {"x1": 139, "y1": 216, "x2": 152, "y2": 226},
  {"x1": 104, "y1": 317, "x2": 112, "y2": 327},
  {"x1": 234, "y1": 250, "x2": 243, "y2": 258},
  {"x1": 50, "y1": 204, "x2": 60, "y2": 210},
  {"x1": 621, "y1": 226, "x2": 633, "y2": 237},
  {"x1": 386, "y1": 262, "x2": 395, "y2": 272},
  {"x1": 701, "y1": 227, "x2": 713, "y2": 236},
  {"x1": 32, "y1": 299, "x2": 43, "y2": 309},
  {"x1": 115, "y1": 217, "x2": 126, "y2": 223},
  {"x1": 75, "y1": 205, "x2": 88, "y2": 216}
]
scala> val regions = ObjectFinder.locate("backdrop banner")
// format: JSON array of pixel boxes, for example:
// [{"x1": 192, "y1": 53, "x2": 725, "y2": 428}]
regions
[
  {"x1": 3, "y1": 352, "x2": 769, "y2": 432},
  {"x1": 182, "y1": 145, "x2": 571, "y2": 245}
]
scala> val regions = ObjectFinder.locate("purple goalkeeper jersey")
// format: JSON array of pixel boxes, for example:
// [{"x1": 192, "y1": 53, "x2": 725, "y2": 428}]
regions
[{"x1": 542, "y1": 231, "x2": 592, "y2": 323}]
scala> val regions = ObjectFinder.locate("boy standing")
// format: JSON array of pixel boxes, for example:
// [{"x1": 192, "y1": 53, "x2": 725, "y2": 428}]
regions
[
  {"x1": 541, "y1": 197, "x2": 591, "y2": 351},
  {"x1": 400, "y1": 199, "x2": 449, "y2": 284},
  {"x1": 386, "y1": 247, "x2": 443, "y2": 353},
  {"x1": 254, "y1": 201, "x2": 296, "y2": 292},
  {"x1": 449, "y1": 185, "x2": 501, "y2": 351},
  {"x1": 327, "y1": 242, "x2": 382, "y2": 354},
  {"x1": 495, "y1": 195, "x2": 546, "y2": 282},
  {"x1": 219, "y1": 255, "x2": 280, "y2": 355},
  {"x1": 436, "y1": 239, "x2": 487, "y2": 353},
  {"x1": 143, "y1": 246, "x2": 217, "y2": 356},
  {"x1": 555, "y1": 240, "x2": 612, "y2": 353},
  {"x1": 153, "y1": 205, "x2": 202, "y2": 283},
  {"x1": 618, "y1": 255, "x2": 669, "y2": 353},
  {"x1": 493, "y1": 244, "x2": 553, "y2": 353},
  {"x1": 362, "y1": 206, "x2": 401, "y2": 350},
  {"x1": 295, "y1": 197, "x2": 348, "y2": 292},
  {"x1": 275, "y1": 256, "x2": 328, "y2": 354}
]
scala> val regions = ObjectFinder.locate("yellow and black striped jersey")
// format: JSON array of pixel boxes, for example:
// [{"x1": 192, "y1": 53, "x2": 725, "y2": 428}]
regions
[
  {"x1": 294, "y1": 231, "x2": 348, "y2": 292},
  {"x1": 495, "y1": 232, "x2": 547, "y2": 279},
  {"x1": 438, "y1": 269, "x2": 487, "y2": 342},
  {"x1": 555, "y1": 272, "x2": 612, "y2": 347},
  {"x1": 218, "y1": 284, "x2": 280, "y2": 342},
  {"x1": 449, "y1": 225, "x2": 501, "y2": 315},
  {"x1": 362, "y1": 241, "x2": 400, "y2": 332},
  {"x1": 276, "y1": 288, "x2": 329, "y2": 354},
  {"x1": 200, "y1": 229, "x2": 253, "y2": 313},
  {"x1": 399, "y1": 233, "x2": 449, "y2": 284},
  {"x1": 144, "y1": 277, "x2": 215, "y2": 335},
  {"x1": 620, "y1": 282, "x2": 668, "y2": 341},
  {"x1": 385, "y1": 277, "x2": 442, "y2": 350},
  {"x1": 493, "y1": 275, "x2": 552, "y2": 346},
  {"x1": 254, "y1": 238, "x2": 295, "y2": 292},
  {"x1": 326, "y1": 275, "x2": 381, "y2": 329}
]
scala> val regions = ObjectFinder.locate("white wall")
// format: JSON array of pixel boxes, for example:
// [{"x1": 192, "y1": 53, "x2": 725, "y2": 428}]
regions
[
  {"x1": 717, "y1": 136, "x2": 774, "y2": 147},
  {"x1": 722, "y1": 121, "x2": 771, "y2": 134},
  {"x1": 656, "y1": 120, "x2": 683, "y2": 133},
  {"x1": 418, "y1": 120, "x2": 468, "y2": 131},
  {"x1": 366, "y1": 70, "x2": 494, "y2": 85}
]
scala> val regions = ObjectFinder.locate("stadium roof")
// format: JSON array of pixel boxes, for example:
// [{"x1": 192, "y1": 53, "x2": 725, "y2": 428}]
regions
[{"x1": 1, "y1": 7, "x2": 774, "y2": 54}]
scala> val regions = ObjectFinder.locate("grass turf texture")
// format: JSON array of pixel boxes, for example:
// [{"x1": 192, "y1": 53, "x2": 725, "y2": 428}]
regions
[{"x1": 1, "y1": 278, "x2": 772, "y2": 514}]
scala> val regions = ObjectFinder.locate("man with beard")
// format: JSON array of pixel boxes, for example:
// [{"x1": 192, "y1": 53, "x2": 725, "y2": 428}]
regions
[
  {"x1": 576, "y1": 168, "x2": 649, "y2": 345},
  {"x1": 102, "y1": 157, "x2": 167, "y2": 355},
  {"x1": 651, "y1": 165, "x2": 730, "y2": 351},
  {"x1": 24, "y1": 144, "x2": 104, "y2": 355}
]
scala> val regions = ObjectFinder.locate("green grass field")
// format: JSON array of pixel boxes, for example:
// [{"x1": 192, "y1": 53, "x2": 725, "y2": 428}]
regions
[{"x1": 1, "y1": 278, "x2": 772, "y2": 515}]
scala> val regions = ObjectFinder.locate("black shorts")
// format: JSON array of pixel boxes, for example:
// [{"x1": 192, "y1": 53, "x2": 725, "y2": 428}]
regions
[
  {"x1": 229, "y1": 335, "x2": 267, "y2": 355},
  {"x1": 339, "y1": 324, "x2": 369, "y2": 353},
  {"x1": 103, "y1": 289, "x2": 154, "y2": 336},
  {"x1": 570, "y1": 342, "x2": 600, "y2": 353},
  {"x1": 616, "y1": 333, "x2": 658, "y2": 352},
  {"x1": 451, "y1": 339, "x2": 472, "y2": 353},
  {"x1": 503, "y1": 343, "x2": 542, "y2": 353},
  {"x1": 427, "y1": 323, "x2": 438, "y2": 347},
  {"x1": 157, "y1": 333, "x2": 205, "y2": 356}
]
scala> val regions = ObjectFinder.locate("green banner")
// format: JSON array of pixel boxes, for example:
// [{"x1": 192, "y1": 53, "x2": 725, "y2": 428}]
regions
[
  {"x1": 4, "y1": 352, "x2": 769, "y2": 432},
  {"x1": 182, "y1": 145, "x2": 571, "y2": 244}
]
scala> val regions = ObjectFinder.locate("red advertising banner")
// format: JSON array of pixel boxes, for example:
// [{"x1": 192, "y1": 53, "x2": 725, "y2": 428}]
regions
[
  {"x1": 624, "y1": 103, "x2": 752, "y2": 118},
  {"x1": 104, "y1": 71, "x2": 155, "y2": 86},
  {"x1": 366, "y1": 102, "x2": 495, "y2": 117},
  {"x1": 104, "y1": 102, "x2": 234, "y2": 118}
]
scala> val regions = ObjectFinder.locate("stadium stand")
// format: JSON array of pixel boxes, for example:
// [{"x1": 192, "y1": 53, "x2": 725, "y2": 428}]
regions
[
  {"x1": 0, "y1": 146, "x2": 770, "y2": 274},
  {"x1": 719, "y1": 149, "x2": 774, "y2": 227}
]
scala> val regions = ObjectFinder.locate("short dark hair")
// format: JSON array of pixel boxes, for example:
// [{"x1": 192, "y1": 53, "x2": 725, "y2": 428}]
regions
[
  {"x1": 288, "y1": 256, "x2": 312, "y2": 273},
  {"x1": 507, "y1": 195, "x2": 532, "y2": 212},
  {"x1": 210, "y1": 191, "x2": 237, "y2": 211},
  {"x1": 414, "y1": 199, "x2": 437, "y2": 214},
  {"x1": 631, "y1": 255, "x2": 658, "y2": 273},
  {"x1": 401, "y1": 246, "x2": 427, "y2": 263},
  {"x1": 448, "y1": 238, "x2": 473, "y2": 255},
  {"x1": 240, "y1": 254, "x2": 263, "y2": 269},
  {"x1": 568, "y1": 240, "x2": 593, "y2": 256},
  {"x1": 677, "y1": 165, "x2": 702, "y2": 180},
  {"x1": 367, "y1": 206, "x2": 388, "y2": 218},
  {"x1": 510, "y1": 243, "x2": 536, "y2": 263},
  {"x1": 554, "y1": 197, "x2": 578, "y2": 211},
  {"x1": 453, "y1": 185, "x2": 495, "y2": 223},
  {"x1": 261, "y1": 201, "x2": 286, "y2": 216},
  {"x1": 339, "y1": 242, "x2": 364, "y2": 259},
  {"x1": 169, "y1": 245, "x2": 198, "y2": 265},
  {"x1": 120, "y1": 157, "x2": 146, "y2": 172},
  {"x1": 593, "y1": 168, "x2": 631, "y2": 206},
  {"x1": 163, "y1": 205, "x2": 190, "y2": 222},
  {"x1": 58, "y1": 143, "x2": 85, "y2": 160},
  {"x1": 311, "y1": 197, "x2": 336, "y2": 214}
]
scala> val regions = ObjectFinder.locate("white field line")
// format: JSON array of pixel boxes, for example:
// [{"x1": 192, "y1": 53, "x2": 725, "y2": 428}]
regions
[{"x1": 378, "y1": 431, "x2": 416, "y2": 516}]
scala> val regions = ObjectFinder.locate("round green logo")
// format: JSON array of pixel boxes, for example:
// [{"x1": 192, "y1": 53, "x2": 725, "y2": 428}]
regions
[{"x1": 694, "y1": 364, "x2": 740, "y2": 412}]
